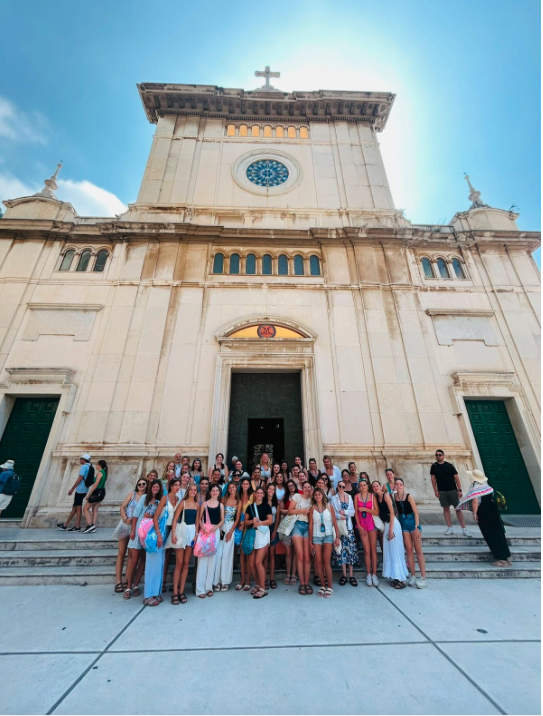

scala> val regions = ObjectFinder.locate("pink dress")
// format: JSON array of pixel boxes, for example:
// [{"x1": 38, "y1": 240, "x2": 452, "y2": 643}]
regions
[{"x1": 357, "y1": 494, "x2": 375, "y2": 531}]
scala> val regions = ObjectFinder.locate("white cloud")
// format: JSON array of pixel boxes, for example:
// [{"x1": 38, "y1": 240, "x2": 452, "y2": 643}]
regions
[
  {"x1": 0, "y1": 96, "x2": 50, "y2": 145},
  {"x1": 0, "y1": 170, "x2": 127, "y2": 217}
]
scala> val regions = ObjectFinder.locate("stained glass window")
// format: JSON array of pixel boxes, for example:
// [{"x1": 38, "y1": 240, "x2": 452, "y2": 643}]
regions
[
  {"x1": 93, "y1": 250, "x2": 108, "y2": 272},
  {"x1": 421, "y1": 258, "x2": 434, "y2": 278},
  {"x1": 294, "y1": 255, "x2": 304, "y2": 276},
  {"x1": 213, "y1": 253, "x2": 224, "y2": 274},
  {"x1": 310, "y1": 255, "x2": 321, "y2": 276},
  {"x1": 437, "y1": 258, "x2": 450, "y2": 278},
  {"x1": 246, "y1": 253, "x2": 256, "y2": 274},
  {"x1": 278, "y1": 254, "x2": 288, "y2": 275},
  {"x1": 246, "y1": 160, "x2": 289, "y2": 188},
  {"x1": 262, "y1": 254, "x2": 272, "y2": 275},
  {"x1": 59, "y1": 250, "x2": 75, "y2": 271},
  {"x1": 76, "y1": 250, "x2": 91, "y2": 272},
  {"x1": 229, "y1": 253, "x2": 240, "y2": 274},
  {"x1": 452, "y1": 258, "x2": 465, "y2": 279}
]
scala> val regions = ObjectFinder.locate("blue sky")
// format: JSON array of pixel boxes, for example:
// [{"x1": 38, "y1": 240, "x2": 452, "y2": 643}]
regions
[{"x1": 0, "y1": 0, "x2": 540, "y2": 261}]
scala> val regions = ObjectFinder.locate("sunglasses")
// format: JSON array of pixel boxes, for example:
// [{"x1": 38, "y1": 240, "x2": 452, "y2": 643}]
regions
[
  {"x1": 338, "y1": 484, "x2": 345, "y2": 489},
  {"x1": 435, "y1": 453, "x2": 443, "y2": 457},
  {"x1": 137, "y1": 482, "x2": 147, "y2": 487}
]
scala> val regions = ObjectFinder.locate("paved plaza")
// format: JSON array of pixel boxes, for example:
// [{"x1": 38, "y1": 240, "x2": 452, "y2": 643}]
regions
[{"x1": 0, "y1": 577, "x2": 540, "y2": 715}]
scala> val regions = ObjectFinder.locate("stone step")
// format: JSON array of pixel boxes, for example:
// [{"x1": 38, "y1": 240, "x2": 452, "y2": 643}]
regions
[
  {"x1": 416, "y1": 546, "x2": 541, "y2": 562},
  {"x1": 0, "y1": 560, "x2": 539, "y2": 586}
]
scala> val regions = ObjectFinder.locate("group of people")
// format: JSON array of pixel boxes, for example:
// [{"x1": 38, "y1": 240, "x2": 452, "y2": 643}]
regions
[{"x1": 47, "y1": 448, "x2": 505, "y2": 608}]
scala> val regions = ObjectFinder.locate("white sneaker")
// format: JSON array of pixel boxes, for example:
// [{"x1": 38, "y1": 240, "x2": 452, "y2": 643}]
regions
[
  {"x1": 366, "y1": 574, "x2": 373, "y2": 587},
  {"x1": 444, "y1": 527, "x2": 453, "y2": 536},
  {"x1": 462, "y1": 528, "x2": 470, "y2": 537},
  {"x1": 416, "y1": 577, "x2": 427, "y2": 589},
  {"x1": 407, "y1": 574, "x2": 416, "y2": 587},
  {"x1": 372, "y1": 574, "x2": 379, "y2": 587}
]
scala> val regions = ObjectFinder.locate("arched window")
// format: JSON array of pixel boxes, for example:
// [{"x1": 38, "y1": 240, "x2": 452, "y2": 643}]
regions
[
  {"x1": 262, "y1": 254, "x2": 272, "y2": 275},
  {"x1": 93, "y1": 250, "x2": 108, "y2": 272},
  {"x1": 239, "y1": 125, "x2": 248, "y2": 137},
  {"x1": 300, "y1": 127, "x2": 309, "y2": 139},
  {"x1": 294, "y1": 255, "x2": 304, "y2": 276},
  {"x1": 421, "y1": 257, "x2": 434, "y2": 279},
  {"x1": 310, "y1": 255, "x2": 321, "y2": 276},
  {"x1": 229, "y1": 253, "x2": 240, "y2": 274},
  {"x1": 59, "y1": 249, "x2": 75, "y2": 272},
  {"x1": 226, "y1": 124, "x2": 236, "y2": 137},
  {"x1": 76, "y1": 250, "x2": 91, "y2": 272},
  {"x1": 452, "y1": 258, "x2": 466, "y2": 279},
  {"x1": 287, "y1": 126, "x2": 296, "y2": 138},
  {"x1": 263, "y1": 125, "x2": 272, "y2": 138},
  {"x1": 275, "y1": 126, "x2": 284, "y2": 138},
  {"x1": 278, "y1": 254, "x2": 289, "y2": 275},
  {"x1": 437, "y1": 258, "x2": 450, "y2": 278},
  {"x1": 251, "y1": 125, "x2": 260, "y2": 137},
  {"x1": 212, "y1": 253, "x2": 224, "y2": 274},
  {"x1": 246, "y1": 253, "x2": 256, "y2": 274}
]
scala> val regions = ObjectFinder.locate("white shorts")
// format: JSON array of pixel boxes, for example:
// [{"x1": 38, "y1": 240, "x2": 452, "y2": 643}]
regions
[
  {"x1": 254, "y1": 527, "x2": 270, "y2": 550},
  {"x1": 0, "y1": 494, "x2": 13, "y2": 510}
]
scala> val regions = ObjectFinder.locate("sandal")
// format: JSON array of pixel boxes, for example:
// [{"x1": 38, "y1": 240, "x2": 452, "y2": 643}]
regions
[
  {"x1": 147, "y1": 597, "x2": 161, "y2": 607},
  {"x1": 198, "y1": 594, "x2": 206, "y2": 599},
  {"x1": 213, "y1": 584, "x2": 221, "y2": 592},
  {"x1": 339, "y1": 576, "x2": 347, "y2": 586},
  {"x1": 349, "y1": 577, "x2": 358, "y2": 587},
  {"x1": 298, "y1": 584, "x2": 307, "y2": 595},
  {"x1": 132, "y1": 586, "x2": 141, "y2": 597},
  {"x1": 270, "y1": 580, "x2": 277, "y2": 590},
  {"x1": 265, "y1": 581, "x2": 270, "y2": 590},
  {"x1": 243, "y1": 584, "x2": 251, "y2": 592},
  {"x1": 206, "y1": 590, "x2": 213, "y2": 597},
  {"x1": 171, "y1": 594, "x2": 180, "y2": 605},
  {"x1": 114, "y1": 582, "x2": 124, "y2": 593},
  {"x1": 394, "y1": 581, "x2": 407, "y2": 589},
  {"x1": 180, "y1": 593, "x2": 187, "y2": 604},
  {"x1": 235, "y1": 583, "x2": 244, "y2": 591},
  {"x1": 314, "y1": 576, "x2": 322, "y2": 587},
  {"x1": 123, "y1": 588, "x2": 132, "y2": 600},
  {"x1": 389, "y1": 579, "x2": 400, "y2": 588},
  {"x1": 250, "y1": 586, "x2": 258, "y2": 595},
  {"x1": 318, "y1": 587, "x2": 326, "y2": 597},
  {"x1": 324, "y1": 587, "x2": 333, "y2": 598},
  {"x1": 221, "y1": 584, "x2": 229, "y2": 592},
  {"x1": 253, "y1": 588, "x2": 268, "y2": 599},
  {"x1": 289, "y1": 577, "x2": 297, "y2": 585},
  {"x1": 283, "y1": 576, "x2": 290, "y2": 585},
  {"x1": 305, "y1": 584, "x2": 314, "y2": 595}
]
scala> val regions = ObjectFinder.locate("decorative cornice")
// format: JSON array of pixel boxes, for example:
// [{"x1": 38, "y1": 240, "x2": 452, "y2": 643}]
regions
[
  {"x1": 426, "y1": 309, "x2": 495, "y2": 317},
  {"x1": 26, "y1": 303, "x2": 103, "y2": 312},
  {"x1": 137, "y1": 83, "x2": 395, "y2": 131},
  {"x1": 4, "y1": 367, "x2": 75, "y2": 386}
]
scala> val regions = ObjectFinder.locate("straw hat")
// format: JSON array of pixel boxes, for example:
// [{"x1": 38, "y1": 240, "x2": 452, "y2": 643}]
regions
[
  {"x1": 0, "y1": 459, "x2": 14, "y2": 470},
  {"x1": 467, "y1": 469, "x2": 488, "y2": 484}
]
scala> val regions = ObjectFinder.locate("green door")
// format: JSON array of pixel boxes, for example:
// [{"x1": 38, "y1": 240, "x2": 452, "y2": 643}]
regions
[
  {"x1": 465, "y1": 400, "x2": 539, "y2": 514},
  {"x1": 0, "y1": 397, "x2": 59, "y2": 519}
]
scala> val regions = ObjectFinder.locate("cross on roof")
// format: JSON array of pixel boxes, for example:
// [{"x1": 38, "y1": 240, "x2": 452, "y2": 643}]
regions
[{"x1": 255, "y1": 65, "x2": 280, "y2": 91}]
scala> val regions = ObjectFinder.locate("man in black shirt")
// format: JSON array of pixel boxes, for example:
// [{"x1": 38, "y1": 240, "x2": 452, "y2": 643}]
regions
[{"x1": 430, "y1": 449, "x2": 470, "y2": 537}]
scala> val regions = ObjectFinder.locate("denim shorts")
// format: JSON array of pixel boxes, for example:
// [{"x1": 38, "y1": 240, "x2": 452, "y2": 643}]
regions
[
  {"x1": 398, "y1": 512, "x2": 421, "y2": 533},
  {"x1": 312, "y1": 533, "x2": 333, "y2": 545},
  {"x1": 291, "y1": 520, "x2": 309, "y2": 538}
]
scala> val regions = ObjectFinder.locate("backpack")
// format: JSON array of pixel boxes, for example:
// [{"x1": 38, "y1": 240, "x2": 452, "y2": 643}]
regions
[
  {"x1": 2, "y1": 472, "x2": 21, "y2": 496},
  {"x1": 83, "y1": 464, "x2": 95, "y2": 488}
]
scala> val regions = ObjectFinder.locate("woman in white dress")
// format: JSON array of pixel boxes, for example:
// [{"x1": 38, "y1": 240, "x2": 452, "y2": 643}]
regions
[{"x1": 372, "y1": 480, "x2": 408, "y2": 589}]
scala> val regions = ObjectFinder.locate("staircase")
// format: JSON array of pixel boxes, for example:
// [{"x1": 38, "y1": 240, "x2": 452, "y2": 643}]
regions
[{"x1": 0, "y1": 525, "x2": 539, "y2": 586}]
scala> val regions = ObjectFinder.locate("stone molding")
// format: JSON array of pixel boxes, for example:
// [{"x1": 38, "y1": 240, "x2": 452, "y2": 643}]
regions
[
  {"x1": 216, "y1": 314, "x2": 316, "y2": 343},
  {"x1": 231, "y1": 149, "x2": 303, "y2": 197},
  {"x1": 426, "y1": 309, "x2": 495, "y2": 317},
  {"x1": 3, "y1": 367, "x2": 75, "y2": 386}
]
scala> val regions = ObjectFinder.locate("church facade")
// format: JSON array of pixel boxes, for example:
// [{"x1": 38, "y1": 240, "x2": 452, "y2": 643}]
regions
[{"x1": 0, "y1": 76, "x2": 540, "y2": 526}]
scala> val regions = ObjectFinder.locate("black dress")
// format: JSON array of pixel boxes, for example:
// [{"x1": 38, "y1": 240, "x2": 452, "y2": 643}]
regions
[{"x1": 478, "y1": 494, "x2": 511, "y2": 561}]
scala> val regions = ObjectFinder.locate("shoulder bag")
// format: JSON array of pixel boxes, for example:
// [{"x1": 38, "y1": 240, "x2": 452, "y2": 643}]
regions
[
  {"x1": 144, "y1": 507, "x2": 168, "y2": 553},
  {"x1": 372, "y1": 491, "x2": 385, "y2": 532},
  {"x1": 241, "y1": 504, "x2": 257, "y2": 555},
  {"x1": 333, "y1": 496, "x2": 349, "y2": 537},
  {"x1": 169, "y1": 503, "x2": 188, "y2": 549},
  {"x1": 193, "y1": 504, "x2": 217, "y2": 557}
]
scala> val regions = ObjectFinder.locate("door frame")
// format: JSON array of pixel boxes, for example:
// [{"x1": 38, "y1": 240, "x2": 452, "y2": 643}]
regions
[
  {"x1": 450, "y1": 371, "x2": 541, "y2": 507},
  {"x1": 0, "y1": 367, "x2": 76, "y2": 526}
]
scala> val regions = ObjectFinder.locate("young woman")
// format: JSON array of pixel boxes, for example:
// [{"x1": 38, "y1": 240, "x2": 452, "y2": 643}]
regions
[
  {"x1": 309, "y1": 487, "x2": 341, "y2": 597},
  {"x1": 163, "y1": 461, "x2": 176, "y2": 483},
  {"x1": 272, "y1": 472, "x2": 286, "y2": 502},
  {"x1": 142, "y1": 479, "x2": 178, "y2": 607},
  {"x1": 332, "y1": 481, "x2": 359, "y2": 586},
  {"x1": 372, "y1": 480, "x2": 408, "y2": 589},
  {"x1": 209, "y1": 452, "x2": 226, "y2": 481},
  {"x1": 258, "y1": 453, "x2": 272, "y2": 481},
  {"x1": 342, "y1": 468, "x2": 356, "y2": 504},
  {"x1": 280, "y1": 480, "x2": 298, "y2": 585},
  {"x1": 270, "y1": 462, "x2": 282, "y2": 487},
  {"x1": 196, "y1": 484, "x2": 224, "y2": 598},
  {"x1": 250, "y1": 467, "x2": 263, "y2": 493},
  {"x1": 394, "y1": 478, "x2": 427, "y2": 588},
  {"x1": 291, "y1": 465, "x2": 303, "y2": 491},
  {"x1": 124, "y1": 477, "x2": 162, "y2": 599},
  {"x1": 179, "y1": 471, "x2": 191, "y2": 499},
  {"x1": 197, "y1": 477, "x2": 210, "y2": 506},
  {"x1": 214, "y1": 482, "x2": 241, "y2": 591},
  {"x1": 161, "y1": 479, "x2": 182, "y2": 593},
  {"x1": 170, "y1": 483, "x2": 200, "y2": 604},
  {"x1": 306, "y1": 458, "x2": 321, "y2": 486},
  {"x1": 288, "y1": 481, "x2": 313, "y2": 595},
  {"x1": 264, "y1": 483, "x2": 280, "y2": 589},
  {"x1": 317, "y1": 475, "x2": 335, "y2": 500},
  {"x1": 162, "y1": 468, "x2": 176, "y2": 493},
  {"x1": 236, "y1": 478, "x2": 254, "y2": 592},
  {"x1": 191, "y1": 458, "x2": 204, "y2": 484},
  {"x1": 354, "y1": 478, "x2": 379, "y2": 587},
  {"x1": 83, "y1": 459, "x2": 108, "y2": 533},
  {"x1": 113, "y1": 477, "x2": 147, "y2": 593},
  {"x1": 245, "y1": 486, "x2": 273, "y2": 599},
  {"x1": 280, "y1": 460, "x2": 290, "y2": 483},
  {"x1": 383, "y1": 468, "x2": 396, "y2": 496},
  {"x1": 293, "y1": 456, "x2": 308, "y2": 481}
]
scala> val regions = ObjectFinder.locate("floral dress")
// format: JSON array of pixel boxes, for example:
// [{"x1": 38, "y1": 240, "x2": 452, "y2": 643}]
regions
[{"x1": 332, "y1": 497, "x2": 359, "y2": 567}]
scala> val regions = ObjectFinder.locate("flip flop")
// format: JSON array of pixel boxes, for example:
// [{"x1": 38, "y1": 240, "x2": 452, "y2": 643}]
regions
[{"x1": 235, "y1": 583, "x2": 244, "y2": 591}]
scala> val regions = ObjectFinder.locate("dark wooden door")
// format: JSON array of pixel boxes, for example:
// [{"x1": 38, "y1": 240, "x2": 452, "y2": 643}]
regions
[
  {"x1": 0, "y1": 398, "x2": 59, "y2": 519},
  {"x1": 465, "y1": 400, "x2": 539, "y2": 514},
  {"x1": 247, "y1": 418, "x2": 284, "y2": 472},
  {"x1": 228, "y1": 373, "x2": 304, "y2": 470}
]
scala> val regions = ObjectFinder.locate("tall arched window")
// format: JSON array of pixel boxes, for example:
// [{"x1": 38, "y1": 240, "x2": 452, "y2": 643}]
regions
[
  {"x1": 93, "y1": 250, "x2": 108, "y2": 272},
  {"x1": 275, "y1": 126, "x2": 284, "y2": 138},
  {"x1": 262, "y1": 254, "x2": 272, "y2": 275},
  {"x1": 229, "y1": 253, "x2": 240, "y2": 274},
  {"x1": 421, "y1": 257, "x2": 434, "y2": 278},
  {"x1": 300, "y1": 127, "x2": 309, "y2": 139},
  {"x1": 59, "y1": 249, "x2": 75, "y2": 272},
  {"x1": 251, "y1": 125, "x2": 260, "y2": 137},
  {"x1": 294, "y1": 255, "x2": 304, "y2": 276},
  {"x1": 278, "y1": 254, "x2": 289, "y2": 275},
  {"x1": 226, "y1": 124, "x2": 236, "y2": 136},
  {"x1": 239, "y1": 125, "x2": 248, "y2": 137},
  {"x1": 310, "y1": 255, "x2": 321, "y2": 276},
  {"x1": 212, "y1": 253, "x2": 224, "y2": 274},
  {"x1": 246, "y1": 253, "x2": 256, "y2": 274},
  {"x1": 76, "y1": 250, "x2": 91, "y2": 272},
  {"x1": 287, "y1": 126, "x2": 296, "y2": 138},
  {"x1": 452, "y1": 258, "x2": 466, "y2": 279},
  {"x1": 437, "y1": 258, "x2": 450, "y2": 278},
  {"x1": 263, "y1": 125, "x2": 272, "y2": 138}
]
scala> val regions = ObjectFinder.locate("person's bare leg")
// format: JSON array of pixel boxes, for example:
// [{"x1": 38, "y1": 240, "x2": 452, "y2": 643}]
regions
[
  {"x1": 292, "y1": 537, "x2": 305, "y2": 585},
  {"x1": 75, "y1": 506, "x2": 83, "y2": 529},
  {"x1": 369, "y1": 530, "x2": 378, "y2": 575},
  {"x1": 403, "y1": 532, "x2": 416, "y2": 576},
  {"x1": 134, "y1": 551, "x2": 145, "y2": 587},
  {"x1": 285, "y1": 545, "x2": 292, "y2": 578},
  {"x1": 301, "y1": 539, "x2": 311, "y2": 584},
  {"x1": 269, "y1": 546, "x2": 275, "y2": 583},
  {"x1": 125, "y1": 549, "x2": 138, "y2": 589},
  {"x1": 83, "y1": 501, "x2": 92, "y2": 528},
  {"x1": 255, "y1": 547, "x2": 268, "y2": 589},
  {"x1": 322, "y1": 544, "x2": 333, "y2": 587},
  {"x1": 455, "y1": 508, "x2": 466, "y2": 529},
  {"x1": 173, "y1": 549, "x2": 184, "y2": 594},
  {"x1": 314, "y1": 545, "x2": 325, "y2": 587},
  {"x1": 413, "y1": 530, "x2": 426, "y2": 578},
  {"x1": 115, "y1": 537, "x2": 129, "y2": 585},
  {"x1": 443, "y1": 507, "x2": 452, "y2": 528},
  {"x1": 92, "y1": 503, "x2": 100, "y2": 526},
  {"x1": 179, "y1": 548, "x2": 193, "y2": 595},
  {"x1": 63, "y1": 507, "x2": 77, "y2": 528},
  {"x1": 360, "y1": 531, "x2": 371, "y2": 575}
]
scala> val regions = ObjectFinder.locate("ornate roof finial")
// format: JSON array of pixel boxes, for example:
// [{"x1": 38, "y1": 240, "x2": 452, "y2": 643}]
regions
[
  {"x1": 35, "y1": 162, "x2": 62, "y2": 199},
  {"x1": 254, "y1": 65, "x2": 280, "y2": 91},
  {"x1": 464, "y1": 173, "x2": 487, "y2": 210}
]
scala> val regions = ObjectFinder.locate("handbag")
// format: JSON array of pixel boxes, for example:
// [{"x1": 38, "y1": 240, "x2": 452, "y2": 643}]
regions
[
  {"x1": 193, "y1": 504, "x2": 217, "y2": 557},
  {"x1": 88, "y1": 488, "x2": 105, "y2": 504},
  {"x1": 234, "y1": 527, "x2": 243, "y2": 545},
  {"x1": 277, "y1": 513, "x2": 297, "y2": 537},
  {"x1": 169, "y1": 504, "x2": 188, "y2": 549},
  {"x1": 373, "y1": 515, "x2": 385, "y2": 532},
  {"x1": 333, "y1": 497, "x2": 349, "y2": 537},
  {"x1": 138, "y1": 516, "x2": 154, "y2": 545},
  {"x1": 144, "y1": 508, "x2": 168, "y2": 553},
  {"x1": 112, "y1": 518, "x2": 131, "y2": 540},
  {"x1": 241, "y1": 505, "x2": 258, "y2": 555}
]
